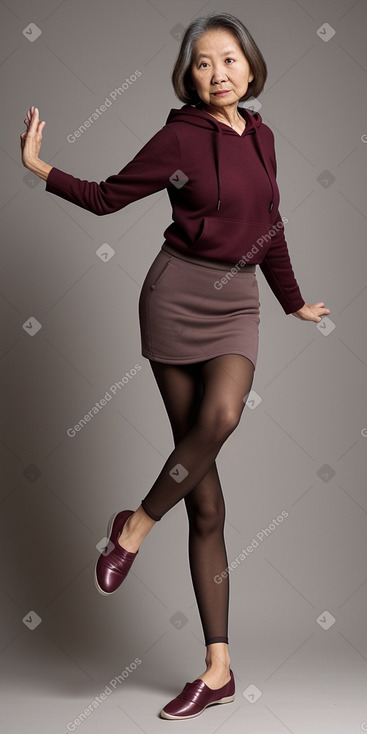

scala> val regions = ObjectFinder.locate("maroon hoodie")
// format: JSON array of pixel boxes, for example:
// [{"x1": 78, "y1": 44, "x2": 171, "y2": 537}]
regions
[{"x1": 45, "y1": 103, "x2": 305, "y2": 314}]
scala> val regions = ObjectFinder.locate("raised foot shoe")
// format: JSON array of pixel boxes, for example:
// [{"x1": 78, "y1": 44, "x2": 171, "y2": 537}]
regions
[
  {"x1": 160, "y1": 669, "x2": 235, "y2": 720},
  {"x1": 94, "y1": 510, "x2": 138, "y2": 595}
]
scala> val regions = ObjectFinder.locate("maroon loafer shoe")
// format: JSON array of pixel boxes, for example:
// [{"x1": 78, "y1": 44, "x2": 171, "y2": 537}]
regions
[
  {"x1": 160, "y1": 669, "x2": 235, "y2": 720},
  {"x1": 94, "y1": 510, "x2": 138, "y2": 595}
]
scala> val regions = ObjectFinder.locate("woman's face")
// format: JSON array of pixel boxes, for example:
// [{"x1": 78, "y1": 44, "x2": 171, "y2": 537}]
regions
[{"x1": 190, "y1": 29, "x2": 254, "y2": 109}]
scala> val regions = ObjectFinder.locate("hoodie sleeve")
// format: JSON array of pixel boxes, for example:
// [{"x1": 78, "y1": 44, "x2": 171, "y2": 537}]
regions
[
  {"x1": 259, "y1": 211, "x2": 306, "y2": 315},
  {"x1": 45, "y1": 125, "x2": 180, "y2": 216}
]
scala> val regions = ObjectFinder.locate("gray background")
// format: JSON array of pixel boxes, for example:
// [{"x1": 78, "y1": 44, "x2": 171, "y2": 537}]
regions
[{"x1": 1, "y1": 0, "x2": 367, "y2": 732}]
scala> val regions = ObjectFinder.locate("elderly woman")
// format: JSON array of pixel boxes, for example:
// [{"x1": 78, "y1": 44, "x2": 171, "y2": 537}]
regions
[{"x1": 21, "y1": 11, "x2": 330, "y2": 721}]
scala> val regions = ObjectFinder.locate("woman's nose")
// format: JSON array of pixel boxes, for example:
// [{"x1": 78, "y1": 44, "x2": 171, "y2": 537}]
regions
[
  {"x1": 212, "y1": 73, "x2": 227, "y2": 84},
  {"x1": 211, "y1": 66, "x2": 227, "y2": 83}
]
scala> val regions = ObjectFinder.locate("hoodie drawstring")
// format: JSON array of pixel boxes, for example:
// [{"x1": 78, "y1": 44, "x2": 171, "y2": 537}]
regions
[
  {"x1": 215, "y1": 129, "x2": 222, "y2": 210},
  {"x1": 252, "y1": 131, "x2": 275, "y2": 214}
]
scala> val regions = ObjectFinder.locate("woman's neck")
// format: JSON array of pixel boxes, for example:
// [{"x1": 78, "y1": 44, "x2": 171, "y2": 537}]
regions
[{"x1": 199, "y1": 103, "x2": 245, "y2": 130}]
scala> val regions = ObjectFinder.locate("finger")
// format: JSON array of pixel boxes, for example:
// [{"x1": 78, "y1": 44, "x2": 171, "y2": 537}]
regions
[
  {"x1": 35, "y1": 113, "x2": 45, "y2": 133},
  {"x1": 34, "y1": 120, "x2": 45, "y2": 136},
  {"x1": 28, "y1": 107, "x2": 39, "y2": 131}
]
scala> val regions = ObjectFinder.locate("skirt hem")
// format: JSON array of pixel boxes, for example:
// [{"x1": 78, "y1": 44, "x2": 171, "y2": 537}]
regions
[{"x1": 141, "y1": 348, "x2": 256, "y2": 370}]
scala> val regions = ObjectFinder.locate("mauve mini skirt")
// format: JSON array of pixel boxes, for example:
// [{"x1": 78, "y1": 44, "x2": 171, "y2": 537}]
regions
[{"x1": 138, "y1": 242, "x2": 261, "y2": 370}]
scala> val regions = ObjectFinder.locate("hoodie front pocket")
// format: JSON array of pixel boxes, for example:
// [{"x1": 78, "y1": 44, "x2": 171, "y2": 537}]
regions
[{"x1": 193, "y1": 216, "x2": 274, "y2": 260}]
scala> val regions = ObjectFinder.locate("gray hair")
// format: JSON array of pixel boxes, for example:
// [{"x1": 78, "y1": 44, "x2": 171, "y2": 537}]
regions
[{"x1": 171, "y1": 11, "x2": 267, "y2": 105}]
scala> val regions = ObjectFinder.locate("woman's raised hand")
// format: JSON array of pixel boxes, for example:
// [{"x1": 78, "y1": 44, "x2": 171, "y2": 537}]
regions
[{"x1": 20, "y1": 106, "x2": 46, "y2": 169}]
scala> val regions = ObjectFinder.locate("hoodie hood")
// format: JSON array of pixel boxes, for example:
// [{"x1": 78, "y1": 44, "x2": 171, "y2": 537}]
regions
[{"x1": 165, "y1": 103, "x2": 275, "y2": 213}]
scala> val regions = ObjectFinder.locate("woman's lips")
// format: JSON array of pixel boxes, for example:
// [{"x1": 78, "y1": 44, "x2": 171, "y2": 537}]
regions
[{"x1": 213, "y1": 90, "x2": 230, "y2": 96}]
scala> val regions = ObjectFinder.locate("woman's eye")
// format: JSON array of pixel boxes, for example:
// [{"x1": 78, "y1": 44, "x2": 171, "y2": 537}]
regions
[{"x1": 199, "y1": 58, "x2": 235, "y2": 68}]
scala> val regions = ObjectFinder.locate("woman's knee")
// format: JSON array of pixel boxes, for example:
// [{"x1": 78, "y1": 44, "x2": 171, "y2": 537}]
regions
[
  {"x1": 187, "y1": 498, "x2": 225, "y2": 536},
  {"x1": 198, "y1": 404, "x2": 242, "y2": 444}
]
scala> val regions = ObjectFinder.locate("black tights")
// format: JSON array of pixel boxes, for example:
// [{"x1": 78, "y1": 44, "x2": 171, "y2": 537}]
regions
[{"x1": 141, "y1": 354, "x2": 255, "y2": 646}]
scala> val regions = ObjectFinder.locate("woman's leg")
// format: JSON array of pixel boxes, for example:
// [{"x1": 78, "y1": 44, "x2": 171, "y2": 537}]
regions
[
  {"x1": 119, "y1": 354, "x2": 254, "y2": 544},
  {"x1": 140, "y1": 353, "x2": 255, "y2": 519},
  {"x1": 117, "y1": 360, "x2": 202, "y2": 552},
  {"x1": 184, "y1": 465, "x2": 232, "y2": 688},
  {"x1": 118, "y1": 354, "x2": 255, "y2": 685},
  {"x1": 150, "y1": 360, "x2": 232, "y2": 686}
]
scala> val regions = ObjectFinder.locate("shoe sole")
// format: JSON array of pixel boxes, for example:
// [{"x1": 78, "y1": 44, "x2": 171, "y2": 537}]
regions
[
  {"x1": 94, "y1": 511, "x2": 119, "y2": 596},
  {"x1": 160, "y1": 694, "x2": 235, "y2": 720}
]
